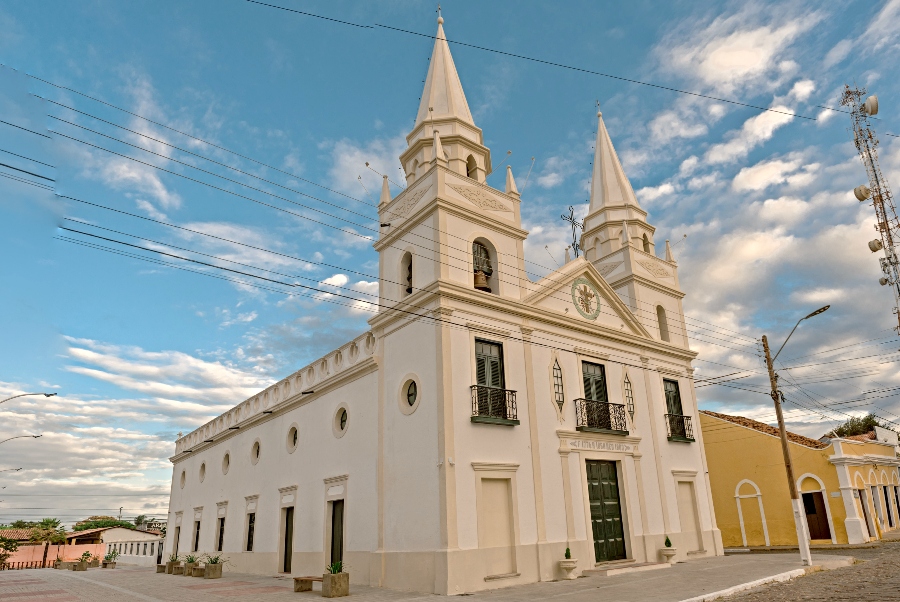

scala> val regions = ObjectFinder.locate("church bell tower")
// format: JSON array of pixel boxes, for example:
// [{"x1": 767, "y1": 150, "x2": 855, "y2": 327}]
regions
[{"x1": 581, "y1": 111, "x2": 688, "y2": 347}]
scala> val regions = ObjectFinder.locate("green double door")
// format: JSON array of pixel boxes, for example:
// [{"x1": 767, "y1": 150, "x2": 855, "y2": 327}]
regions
[{"x1": 586, "y1": 460, "x2": 626, "y2": 562}]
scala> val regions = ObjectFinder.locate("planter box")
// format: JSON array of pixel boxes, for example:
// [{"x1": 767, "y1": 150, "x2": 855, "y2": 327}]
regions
[
  {"x1": 172, "y1": 565, "x2": 184, "y2": 575},
  {"x1": 182, "y1": 562, "x2": 197, "y2": 577},
  {"x1": 192, "y1": 565, "x2": 205, "y2": 577},
  {"x1": 106, "y1": 562, "x2": 117, "y2": 569},
  {"x1": 89, "y1": 559, "x2": 100, "y2": 568},
  {"x1": 165, "y1": 561, "x2": 176, "y2": 574},
  {"x1": 156, "y1": 564, "x2": 166, "y2": 573},
  {"x1": 204, "y1": 564, "x2": 223, "y2": 579},
  {"x1": 72, "y1": 562, "x2": 88, "y2": 572},
  {"x1": 322, "y1": 572, "x2": 349, "y2": 598}
]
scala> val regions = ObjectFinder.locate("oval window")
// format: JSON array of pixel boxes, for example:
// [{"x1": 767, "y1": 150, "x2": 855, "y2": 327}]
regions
[
  {"x1": 179, "y1": 470, "x2": 186, "y2": 489},
  {"x1": 287, "y1": 426, "x2": 299, "y2": 453},
  {"x1": 251, "y1": 441, "x2": 261, "y2": 465},
  {"x1": 407, "y1": 381, "x2": 418, "y2": 406},
  {"x1": 339, "y1": 409, "x2": 348, "y2": 430}
]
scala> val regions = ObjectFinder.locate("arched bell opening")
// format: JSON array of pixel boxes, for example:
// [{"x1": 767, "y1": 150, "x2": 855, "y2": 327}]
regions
[
  {"x1": 472, "y1": 238, "x2": 497, "y2": 294},
  {"x1": 400, "y1": 251, "x2": 413, "y2": 297}
]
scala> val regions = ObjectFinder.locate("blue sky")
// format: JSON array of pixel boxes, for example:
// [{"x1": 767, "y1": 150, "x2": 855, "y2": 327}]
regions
[{"x1": 2, "y1": 0, "x2": 900, "y2": 525}]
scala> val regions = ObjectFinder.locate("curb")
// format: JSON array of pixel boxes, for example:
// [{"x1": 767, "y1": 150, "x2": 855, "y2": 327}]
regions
[{"x1": 676, "y1": 568, "x2": 807, "y2": 602}]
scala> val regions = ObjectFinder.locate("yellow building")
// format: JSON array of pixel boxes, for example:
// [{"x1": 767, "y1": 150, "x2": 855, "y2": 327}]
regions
[{"x1": 700, "y1": 411, "x2": 900, "y2": 547}]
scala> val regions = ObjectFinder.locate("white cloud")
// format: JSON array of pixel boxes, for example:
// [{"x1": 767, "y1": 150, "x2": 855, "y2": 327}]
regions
[
  {"x1": 679, "y1": 156, "x2": 700, "y2": 177},
  {"x1": 749, "y1": 196, "x2": 810, "y2": 225},
  {"x1": 864, "y1": 0, "x2": 900, "y2": 51},
  {"x1": 536, "y1": 156, "x2": 576, "y2": 189},
  {"x1": 732, "y1": 157, "x2": 819, "y2": 192},
  {"x1": 787, "y1": 79, "x2": 815, "y2": 102},
  {"x1": 705, "y1": 106, "x2": 795, "y2": 164},
  {"x1": 636, "y1": 182, "x2": 676, "y2": 202},
  {"x1": 648, "y1": 111, "x2": 708, "y2": 143},
  {"x1": 326, "y1": 135, "x2": 406, "y2": 199},
  {"x1": 823, "y1": 39, "x2": 852, "y2": 68},
  {"x1": 790, "y1": 287, "x2": 847, "y2": 305},
  {"x1": 321, "y1": 273, "x2": 349, "y2": 287},
  {"x1": 663, "y1": 10, "x2": 819, "y2": 94}
]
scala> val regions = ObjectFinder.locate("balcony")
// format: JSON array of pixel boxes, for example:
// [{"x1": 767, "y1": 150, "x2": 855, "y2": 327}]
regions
[
  {"x1": 574, "y1": 399, "x2": 628, "y2": 435},
  {"x1": 665, "y1": 414, "x2": 695, "y2": 442},
  {"x1": 470, "y1": 385, "x2": 519, "y2": 426}
]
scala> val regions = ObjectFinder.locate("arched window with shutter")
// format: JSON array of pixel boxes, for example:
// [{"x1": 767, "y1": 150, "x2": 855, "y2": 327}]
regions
[
  {"x1": 466, "y1": 155, "x2": 478, "y2": 179},
  {"x1": 642, "y1": 234, "x2": 650, "y2": 253}
]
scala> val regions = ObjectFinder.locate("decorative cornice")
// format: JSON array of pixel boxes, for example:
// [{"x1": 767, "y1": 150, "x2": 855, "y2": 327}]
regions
[
  {"x1": 574, "y1": 346, "x2": 609, "y2": 361},
  {"x1": 324, "y1": 474, "x2": 349, "y2": 485},
  {"x1": 466, "y1": 322, "x2": 510, "y2": 338},
  {"x1": 471, "y1": 462, "x2": 519, "y2": 472}
]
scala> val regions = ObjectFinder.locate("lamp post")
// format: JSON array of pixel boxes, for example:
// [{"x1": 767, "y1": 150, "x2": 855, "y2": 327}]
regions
[
  {"x1": 761, "y1": 305, "x2": 829, "y2": 567},
  {"x1": 0, "y1": 435, "x2": 42, "y2": 445},
  {"x1": 0, "y1": 392, "x2": 57, "y2": 406}
]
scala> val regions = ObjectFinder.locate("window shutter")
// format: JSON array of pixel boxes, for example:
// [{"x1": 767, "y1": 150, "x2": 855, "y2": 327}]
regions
[
  {"x1": 476, "y1": 356, "x2": 487, "y2": 386},
  {"x1": 582, "y1": 362, "x2": 608, "y2": 403}
]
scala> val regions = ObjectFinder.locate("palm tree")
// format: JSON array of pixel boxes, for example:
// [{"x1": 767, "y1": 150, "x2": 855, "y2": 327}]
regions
[
  {"x1": 133, "y1": 514, "x2": 148, "y2": 528},
  {"x1": 29, "y1": 518, "x2": 63, "y2": 568}
]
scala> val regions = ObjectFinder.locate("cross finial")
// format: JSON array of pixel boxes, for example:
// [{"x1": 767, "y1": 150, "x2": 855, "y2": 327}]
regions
[
  {"x1": 561, "y1": 206, "x2": 584, "y2": 258},
  {"x1": 437, "y1": 4, "x2": 442, "y2": 22}
]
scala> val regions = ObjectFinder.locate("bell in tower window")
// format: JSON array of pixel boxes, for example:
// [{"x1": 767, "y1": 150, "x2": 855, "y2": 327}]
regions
[
  {"x1": 400, "y1": 252, "x2": 413, "y2": 297},
  {"x1": 472, "y1": 241, "x2": 493, "y2": 293}
]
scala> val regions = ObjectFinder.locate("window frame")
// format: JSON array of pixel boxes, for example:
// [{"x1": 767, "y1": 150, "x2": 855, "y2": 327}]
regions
[
  {"x1": 475, "y1": 338, "x2": 505, "y2": 389},
  {"x1": 581, "y1": 361, "x2": 609, "y2": 404},
  {"x1": 245, "y1": 512, "x2": 256, "y2": 552},
  {"x1": 552, "y1": 359, "x2": 565, "y2": 411},
  {"x1": 663, "y1": 379, "x2": 684, "y2": 416}
]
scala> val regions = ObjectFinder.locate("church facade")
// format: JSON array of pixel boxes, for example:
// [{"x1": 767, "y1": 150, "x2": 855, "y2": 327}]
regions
[{"x1": 165, "y1": 17, "x2": 723, "y2": 594}]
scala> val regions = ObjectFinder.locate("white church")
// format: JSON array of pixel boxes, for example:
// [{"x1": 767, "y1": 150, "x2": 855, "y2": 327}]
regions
[{"x1": 166, "y1": 16, "x2": 723, "y2": 594}]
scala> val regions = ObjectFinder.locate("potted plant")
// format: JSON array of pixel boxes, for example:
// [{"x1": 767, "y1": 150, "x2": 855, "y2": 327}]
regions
[
  {"x1": 559, "y1": 546, "x2": 578, "y2": 580},
  {"x1": 202, "y1": 553, "x2": 226, "y2": 579},
  {"x1": 73, "y1": 551, "x2": 90, "y2": 571},
  {"x1": 88, "y1": 553, "x2": 101, "y2": 568},
  {"x1": 182, "y1": 554, "x2": 199, "y2": 577},
  {"x1": 660, "y1": 535, "x2": 677, "y2": 564},
  {"x1": 103, "y1": 549, "x2": 119, "y2": 569},
  {"x1": 322, "y1": 560, "x2": 349, "y2": 598},
  {"x1": 165, "y1": 553, "x2": 179, "y2": 574}
]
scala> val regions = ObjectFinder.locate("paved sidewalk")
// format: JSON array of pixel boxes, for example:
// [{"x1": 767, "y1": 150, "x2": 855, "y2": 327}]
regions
[{"x1": 0, "y1": 554, "x2": 851, "y2": 602}]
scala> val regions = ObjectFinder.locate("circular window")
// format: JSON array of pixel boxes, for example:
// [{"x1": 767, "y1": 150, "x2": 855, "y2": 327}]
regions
[
  {"x1": 179, "y1": 470, "x2": 186, "y2": 489},
  {"x1": 398, "y1": 375, "x2": 421, "y2": 415},
  {"x1": 222, "y1": 453, "x2": 230, "y2": 475},
  {"x1": 286, "y1": 424, "x2": 299, "y2": 453},
  {"x1": 332, "y1": 404, "x2": 350, "y2": 438},
  {"x1": 251, "y1": 440, "x2": 261, "y2": 465},
  {"x1": 199, "y1": 463, "x2": 206, "y2": 483}
]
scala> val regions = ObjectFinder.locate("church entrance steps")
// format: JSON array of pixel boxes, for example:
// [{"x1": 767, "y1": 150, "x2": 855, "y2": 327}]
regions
[{"x1": 582, "y1": 561, "x2": 670, "y2": 577}]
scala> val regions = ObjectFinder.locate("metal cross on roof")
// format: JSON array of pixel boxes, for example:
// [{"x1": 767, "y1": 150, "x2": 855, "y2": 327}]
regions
[{"x1": 561, "y1": 205, "x2": 584, "y2": 258}]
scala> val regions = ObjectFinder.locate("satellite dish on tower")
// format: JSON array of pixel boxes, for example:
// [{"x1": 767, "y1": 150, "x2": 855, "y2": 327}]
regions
[
  {"x1": 863, "y1": 95, "x2": 879, "y2": 116},
  {"x1": 854, "y1": 184, "x2": 872, "y2": 201}
]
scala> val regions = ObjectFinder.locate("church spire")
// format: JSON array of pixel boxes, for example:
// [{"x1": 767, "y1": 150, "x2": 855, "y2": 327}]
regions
[
  {"x1": 413, "y1": 16, "x2": 475, "y2": 132},
  {"x1": 589, "y1": 111, "x2": 642, "y2": 213}
]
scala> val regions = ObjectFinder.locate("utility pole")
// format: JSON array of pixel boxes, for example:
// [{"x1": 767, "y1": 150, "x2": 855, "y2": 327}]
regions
[{"x1": 762, "y1": 335, "x2": 812, "y2": 565}]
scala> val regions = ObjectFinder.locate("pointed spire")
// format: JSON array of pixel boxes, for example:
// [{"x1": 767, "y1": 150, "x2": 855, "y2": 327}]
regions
[
  {"x1": 413, "y1": 16, "x2": 475, "y2": 132},
  {"x1": 589, "y1": 110, "x2": 642, "y2": 212},
  {"x1": 665, "y1": 239, "x2": 675, "y2": 263},
  {"x1": 431, "y1": 130, "x2": 447, "y2": 166},
  {"x1": 379, "y1": 175, "x2": 391, "y2": 207},
  {"x1": 505, "y1": 165, "x2": 520, "y2": 197},
  {"x1": 620, "y1": 221, "x2": 630, "y2": 246}
]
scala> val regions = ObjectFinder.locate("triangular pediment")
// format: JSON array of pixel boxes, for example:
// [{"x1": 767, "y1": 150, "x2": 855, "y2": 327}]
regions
[{"x1": 522, "y1": 258, "x2": 651, "y2": 337}]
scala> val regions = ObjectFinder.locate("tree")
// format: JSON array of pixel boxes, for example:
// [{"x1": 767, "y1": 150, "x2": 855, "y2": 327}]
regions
[
  {"x1": 72, "y1": 519, "x2": 136, "y2": 532},
  {"x1": 133, "y1": 515, "x2": 148, "y2": 528},
  {"x1": 0, "y1": 520, "x2": 38, "y2": 529},
  {"x1": 827, "y1": 414, "x2": 885, "y2": 438},
  {"x1": 29, "y1": 518, "x2": 64, "y2": 569},
  {"x1": 0, "y1": 536, "x2": 19, "y2": 566}
]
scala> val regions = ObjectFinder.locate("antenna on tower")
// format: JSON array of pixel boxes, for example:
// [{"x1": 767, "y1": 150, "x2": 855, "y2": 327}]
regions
[{"x1": 842, "y1": 84, "x2": 900, "y2": 333}]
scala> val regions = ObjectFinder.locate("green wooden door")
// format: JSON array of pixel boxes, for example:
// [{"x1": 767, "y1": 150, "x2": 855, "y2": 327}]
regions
[{"x1": 586, "y1": 460, "x2": 626, "y2": 562}]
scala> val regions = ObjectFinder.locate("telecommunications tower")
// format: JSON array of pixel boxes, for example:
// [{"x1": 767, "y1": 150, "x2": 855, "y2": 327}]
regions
[{"x1": 841, "y1": 85, "x2": 900, "y2": 333}]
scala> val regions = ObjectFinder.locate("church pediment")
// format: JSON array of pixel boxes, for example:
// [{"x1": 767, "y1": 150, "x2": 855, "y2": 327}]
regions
[{"x1": 523, "y1": 259, "x2": 651, "y2": 337}]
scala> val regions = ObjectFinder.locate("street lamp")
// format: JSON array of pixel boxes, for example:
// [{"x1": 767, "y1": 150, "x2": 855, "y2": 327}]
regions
[
  {"x1": 0, "y1": 435, "x2": 42, "y2": 445},
  {"x1": 761, "y1": 304, "x2": 830, "y2": 567},
  {"x1": 0, "y1": 392, "x2": 57, "y2": 406}
]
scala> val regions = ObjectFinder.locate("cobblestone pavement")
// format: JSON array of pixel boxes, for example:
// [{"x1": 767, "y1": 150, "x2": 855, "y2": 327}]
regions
[
  {"x1": 0, "y1": 551, "x2": 861, "y2": 602},
  {"x1": 723, "y1": 543, "x2": 900, "y2": 601}
]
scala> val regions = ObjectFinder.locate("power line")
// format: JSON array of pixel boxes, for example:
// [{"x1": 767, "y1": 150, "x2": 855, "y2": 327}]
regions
[
  {"x1": 36, "y1": 79, "x2": 767, "y2": 347},
  {"x1": 0, "y1": 118, "x2": 51, "y2": 139}
]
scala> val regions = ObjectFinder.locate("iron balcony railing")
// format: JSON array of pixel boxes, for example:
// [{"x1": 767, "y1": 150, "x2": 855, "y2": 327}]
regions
[
  {"x1": 470, "y1": 385, "x2": 518, "y2": 423},
  {"x1": 574, "y1": 399, "x2": 628, "y2": 434},
  {"x1": 665, "y1": 414, "x2": 695, "y2": 441}
]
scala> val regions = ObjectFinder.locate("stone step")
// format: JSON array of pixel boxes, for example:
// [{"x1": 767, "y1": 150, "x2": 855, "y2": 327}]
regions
[{"x1": 583, "y1": 561, "x2": 671, "y2": 577}]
